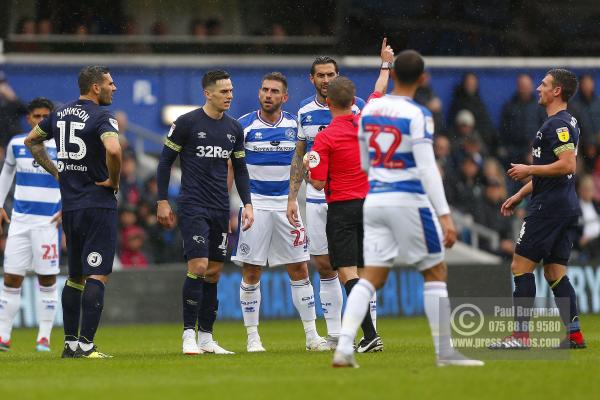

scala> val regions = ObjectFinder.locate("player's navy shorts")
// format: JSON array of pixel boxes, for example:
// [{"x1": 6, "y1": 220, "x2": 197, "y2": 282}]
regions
[
  {"x1": 178, "y1": 206, "x2": 229, "y2": 262},
  {"x1": 326, "y1": 199, "x2": 364, "y2": 269},
  {"x1": 515, "y1": 214, "x2": 579, "y2": 266},
  {"x1": 62, "y1": 208, "x2": 117, "y2": 277}
]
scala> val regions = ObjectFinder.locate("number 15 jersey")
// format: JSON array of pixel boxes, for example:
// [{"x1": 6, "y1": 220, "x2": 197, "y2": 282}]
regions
[
  {"x1": 36, "y1": 99, "x2": 119, "y2": 212},
  {"x1": 358, "y1": 94, "x2": 435, "y2": 208}
]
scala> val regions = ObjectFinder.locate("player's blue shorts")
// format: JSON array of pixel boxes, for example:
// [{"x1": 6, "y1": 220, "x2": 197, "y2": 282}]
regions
[
  {"x1": 515, "y1": 214, "x2": 579, "y2": 266},
  {"x1": 178, "y1": 205, "x2": 229, "y2": 262},
  {"x1": 62, "y1": 208, "x2": 117, "y2": 277}
]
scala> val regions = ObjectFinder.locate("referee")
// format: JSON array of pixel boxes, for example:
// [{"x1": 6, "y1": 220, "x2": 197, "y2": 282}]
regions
[{"x1": 306, "y1": 75, "x2": 386, "y2": 353}]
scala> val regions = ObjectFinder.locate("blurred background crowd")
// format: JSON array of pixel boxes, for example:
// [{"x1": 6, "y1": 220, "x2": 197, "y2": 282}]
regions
[{"x1": 1, "y1": 67, "x2": 599, "y2": 267}]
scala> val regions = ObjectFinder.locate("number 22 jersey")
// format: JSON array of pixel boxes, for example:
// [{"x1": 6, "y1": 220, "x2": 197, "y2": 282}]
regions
[
  {"x1": 358, "y1": 94, "x2": 435, "y2": 208},
  {"x1": 36, "y1": 99, "x2": 119, "y2": 212}
]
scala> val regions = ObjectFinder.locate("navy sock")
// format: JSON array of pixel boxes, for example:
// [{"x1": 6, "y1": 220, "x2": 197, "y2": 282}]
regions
[
  {"x1": 62, "y1": 279, "x2": 83, "y2": 342},
  {"x1": 79, "y1": 278, "x2": 105, "y2": 344},
  {"x1": 345, "y1": 278, "x2": 377, "y2": 340},
  {"x1": 513, "y1": 273, "x2": 536, "y2": 334},
  {"x1": 182, "y1": 273, "x2": 204, "y2": 331},
  {"x1": 548, "y1": 275, "x2": 580, "y2": 333},
  {"x1": 198, "y1": 281, "x2": 218, "y2": 333}
]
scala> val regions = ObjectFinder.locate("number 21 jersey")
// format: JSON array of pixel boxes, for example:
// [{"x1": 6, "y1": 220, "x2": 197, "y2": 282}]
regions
[
  {"x1": 36, "y1": 99, "x2": 119, "y2": 212},
  {"x1": 358, "y1": 94, "x2": 435, "y2": 208}
]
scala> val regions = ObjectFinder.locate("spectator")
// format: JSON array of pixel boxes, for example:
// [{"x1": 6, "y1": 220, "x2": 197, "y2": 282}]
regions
[
  {"x1": 0, "y1": 71, "x2": 28, "y2": 149},
  {"x1": 473, "y1": 177, "x2": 515, "y2": 257},
  {"x1": 205, "y1": 18, "x2": 223, "y2": 36},
  {"x1": 120, "y1": 225, "x2": 149, "y2": 269},
  {"x1": 569, "y1": 74, "x2": 600, "y2": 174},
  {"x1": 414, "y1": 72, "x2": 446, "y2": 135},
  {"x1": 499, "y1": 73, "x2": 546, "y2": 166},
  {"x1": 190, "y1": 18, "x2": 207, "y2": 37},
  {"x1": 448, "y1": 109, "x2": 486, "y2": 164},
  {"x1": 434, "y1": 134, "x2": 452, "y2": 169},
  {"x1": 577, "y1": 175, "x2": 600, "y2": 262},
  {"x1": 114, "y1": 110, "x2": 136, "y2": 159},
  {"x1": 120, "y1": 153, "x2": 142, "y2": 206},
  {"x1": 16, "y1": 17, "x2": 36, "y2": 34},
  {"x1": 37, "y1": 18, "x2": 53, "y2": 35},
  {"x1": 445, "y1": 155, "x2": 484, "y2": 213},
  {"x1": 448, "y1": 72, "x2": 498, "y2": 154}
]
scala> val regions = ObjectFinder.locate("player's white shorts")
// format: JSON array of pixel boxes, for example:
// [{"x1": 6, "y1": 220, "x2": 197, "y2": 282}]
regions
[
  {"x1": 232, "y1": 208, "x2": 309, "y2": 267},
  {"x1": 3, "y1": 222, "x2": 60, "y2": 276},
  {"x1": 306, "y1": 201, "x2": 328, "y2": 256},
  {"x1": 363, "y1": 205, "x2": 444, "y2": 271}
]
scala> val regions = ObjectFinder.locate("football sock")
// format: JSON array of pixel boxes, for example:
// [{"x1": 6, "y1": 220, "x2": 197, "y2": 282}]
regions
[
  {"x1": 338, "y1": 279, "x2": 374, "y2": 354},
  {"x1": 424, "y1": 281, "x2": 453, "y2": 357},
  {"x1": 37, "y1": 283, "x2": 58, "y2": 342},
  {"x1": 344, "y1": 278, "x2": 377, "y2": 340},
  {"x1": 370, "y1": 292, "x2": 377, "y2": 331},
  {"x1": 79, "y1": 278, "x2": 105, "y2": 346},
  {"x1": 240, "y1": 280, "x2": 260, "y2": 329},
  {"x1": 513, "y1": 273, "x2": 536, "y2": 336},
  {"x1": 182, "y1": 273, "x2": 203, "y2": 331},
  {"x1": 319, "y1": 274, "x2": 342, "y2": 337},
  {"x1": 290, "y1": 278, "x2": 318, "y2": 340},
  {"x1": 0, "y1": 285, "x2": 21, "y2": 342},
  {"x1": 61, "y1": 279, "x2": 83, "y2": 344},
  {"x1": 198, "y1": 280, "x2": 218, "y2": 334},
  {"x1": 548, "y1": 275, "x2": 581, "y2": 334}
]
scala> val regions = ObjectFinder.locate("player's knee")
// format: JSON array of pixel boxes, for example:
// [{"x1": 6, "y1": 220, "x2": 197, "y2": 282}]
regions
[
  {"x1": 3, "y1": 273, "x2": 24, "y2": 288},
  {"x1": 422, "y1": 263, "x2": 447, "y2": 282},
  {"x1": 187, "y1": 259, "x2": 208, "y2": 276},
  {"x1": 511, "y1": 260, "x2": 528, "y2": 275},
  {"x1": 38, "y1": 274, "x2": 57, "y2": 287},
  {"x1": 68, "y1": 276, "x2": 85, "y2": 285},
  {"x1": 543, "y1": 264, "x2": 566, "y2": 282},
  {"x1": 338, "y1": 267, "x2": 359, "y2": 284},
  {"x1": 286, "y1": 262, "x2": 309, "y2": 281}
]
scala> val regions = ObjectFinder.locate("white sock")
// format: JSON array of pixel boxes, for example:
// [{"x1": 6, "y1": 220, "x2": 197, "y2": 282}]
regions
[
  {"x1": 338, "y1": 279, "x2": 374, "y2": 354},
  {"x1": 319, "y1": 274, "x2": 343, "y2": 337},
  {"x1": 370, "y1": 292, "x2": 377, "y2": 331},
  {"x1": 290, "y1": 278, "x2": 318, "y2": 340},
  {"x1": 246, "y1": 325, "x2": 259, "y2": 341},
  {"x1": 37, "y1": 283, "x2": 58, "y2": 342},
  {"x1": 424, "y1": 281, "x2": 453, "y2": 357},
  {"x1": 0, "y1": 285, "x2": 22, "y2": 342},
  {"x1": 240, "y1": 281, "x2": 260, "y2": 331},
  {"x1": 198, "y1": 331, "x2": 213, "y2": 345},
  {"x1": 66, "y1": 340, "x2": 78, "y2": 351},
  {"x1": 79, "y1": 342, "x2": 93, "y2": 352}
]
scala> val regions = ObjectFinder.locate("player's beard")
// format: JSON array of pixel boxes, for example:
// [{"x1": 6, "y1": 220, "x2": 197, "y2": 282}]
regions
[{"x1": 98, "y1": 88, "x2": 113, "y2": 106}]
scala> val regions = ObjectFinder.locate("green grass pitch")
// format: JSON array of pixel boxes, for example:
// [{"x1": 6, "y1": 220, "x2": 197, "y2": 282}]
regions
[{"x1": 1, "y1": 316, "x2": 599, "y2": 400}]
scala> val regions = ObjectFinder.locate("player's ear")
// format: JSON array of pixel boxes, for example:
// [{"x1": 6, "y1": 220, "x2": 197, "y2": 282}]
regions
[
  {"x1": 417, "y1": 73, "x2": 427, "y2": 86},
  {"x1": 282, "y1": 92, "x2": 289, "y2": 103}
]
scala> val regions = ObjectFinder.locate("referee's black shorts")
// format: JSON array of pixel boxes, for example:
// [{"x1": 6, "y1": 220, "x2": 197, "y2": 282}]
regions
[{"x1": 326, "y1": 198, "x2": 364, "y2": 269}]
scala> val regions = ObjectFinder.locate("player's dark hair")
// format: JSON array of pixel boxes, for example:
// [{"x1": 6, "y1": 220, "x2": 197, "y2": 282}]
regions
[
  {"x1": 27, "y1": 97, "x2": 54, "y2": 112},
  {"x1": 310, "y1": 56, "x2": 339, "y2": 76},
  {"x1": 202, "y1": 70, "x2": 230, "y2": 89},
  {"x1": 262, "y1": 72, "x2": 288, "y2": 92},
  {"x1": 393, "y1": 50, "x2": 424, "y2": 85},
  {"x1": 327, "y1": 76, "x2": 355, "y2": 109},
  {"x1": 78, "y1": 66, "x2": 110, "y2": 95},
  {"x1": 547, "y1": 68, "x2": 578, "y2": 102}
]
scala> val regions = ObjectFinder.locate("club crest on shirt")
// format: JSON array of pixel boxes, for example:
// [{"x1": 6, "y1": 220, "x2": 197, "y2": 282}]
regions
[
  {"x1": 536, "y1": 131, "x2": 543, "y2": 139},
  {"x1": 109, "y1": 118, "x2": 119, "y2": 131},
  {"x1": 556, "y1": 127, "x2": 569, "y2": 143},
  {"x1": 286, "y1": 129, "x2": 296, "y2": 140},
  {"x1": 227, "y1": 134, "x2": 236, "y2": 143}
]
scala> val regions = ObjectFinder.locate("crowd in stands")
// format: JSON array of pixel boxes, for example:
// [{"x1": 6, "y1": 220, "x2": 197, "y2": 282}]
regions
[{"x1": 1, "y1": 70, "x2": 600, "y2": 267}]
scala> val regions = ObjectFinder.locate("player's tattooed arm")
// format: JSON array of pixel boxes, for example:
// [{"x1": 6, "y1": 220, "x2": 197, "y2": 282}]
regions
[
  {"x1": 288, "y1": 140, "x2": 306, "y2": 202},
  {"x1": 24, "y1": 128, "x2": 59, "y2": 180}
]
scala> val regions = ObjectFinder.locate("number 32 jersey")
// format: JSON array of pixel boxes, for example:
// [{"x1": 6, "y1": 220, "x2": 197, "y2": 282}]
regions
[
  {"x1": 358, "y1": 94, "x2": 435, "y2": 208},
  {"x1": 36, "y1": 99, "x2": 119, "y2": 212}
]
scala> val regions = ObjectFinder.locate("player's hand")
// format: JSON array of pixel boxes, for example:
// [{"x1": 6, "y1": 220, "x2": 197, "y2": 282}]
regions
[
  {"x1": 500, "y1": 193, "x2": 523, "y2": 216},
  {"x1": 438, "y1": 214, "x2": 457, "y2": 248},
  {"x1": 507, "y1": 163, "x2": 532, "y2": 181},
  {"x1": 286, "y1": 199, "x2": 301, "y2": 227},
  {"x1": 50, "y1": 210, "x2": 62, "y2": 228},
  {"x1": 95, "y1": 178, "x2": 119, "y2": 193},
  {"x1": 157, "y1": 200, "x2": 176, "y2": 229},
  {"x1": 0, "y1": 207, "x2": 11, "y2": 235},
  {"x1": 241, "y1": 204, "x2": 254, "y2": 231},
  {"x1": 380, "y1": 37, "x2": 394, "y2": 63}
]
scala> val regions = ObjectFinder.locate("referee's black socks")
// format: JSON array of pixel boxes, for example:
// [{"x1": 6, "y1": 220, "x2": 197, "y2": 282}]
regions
[{"x1": 345, "y1": 278, "x2": 377, "y2": 340}]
